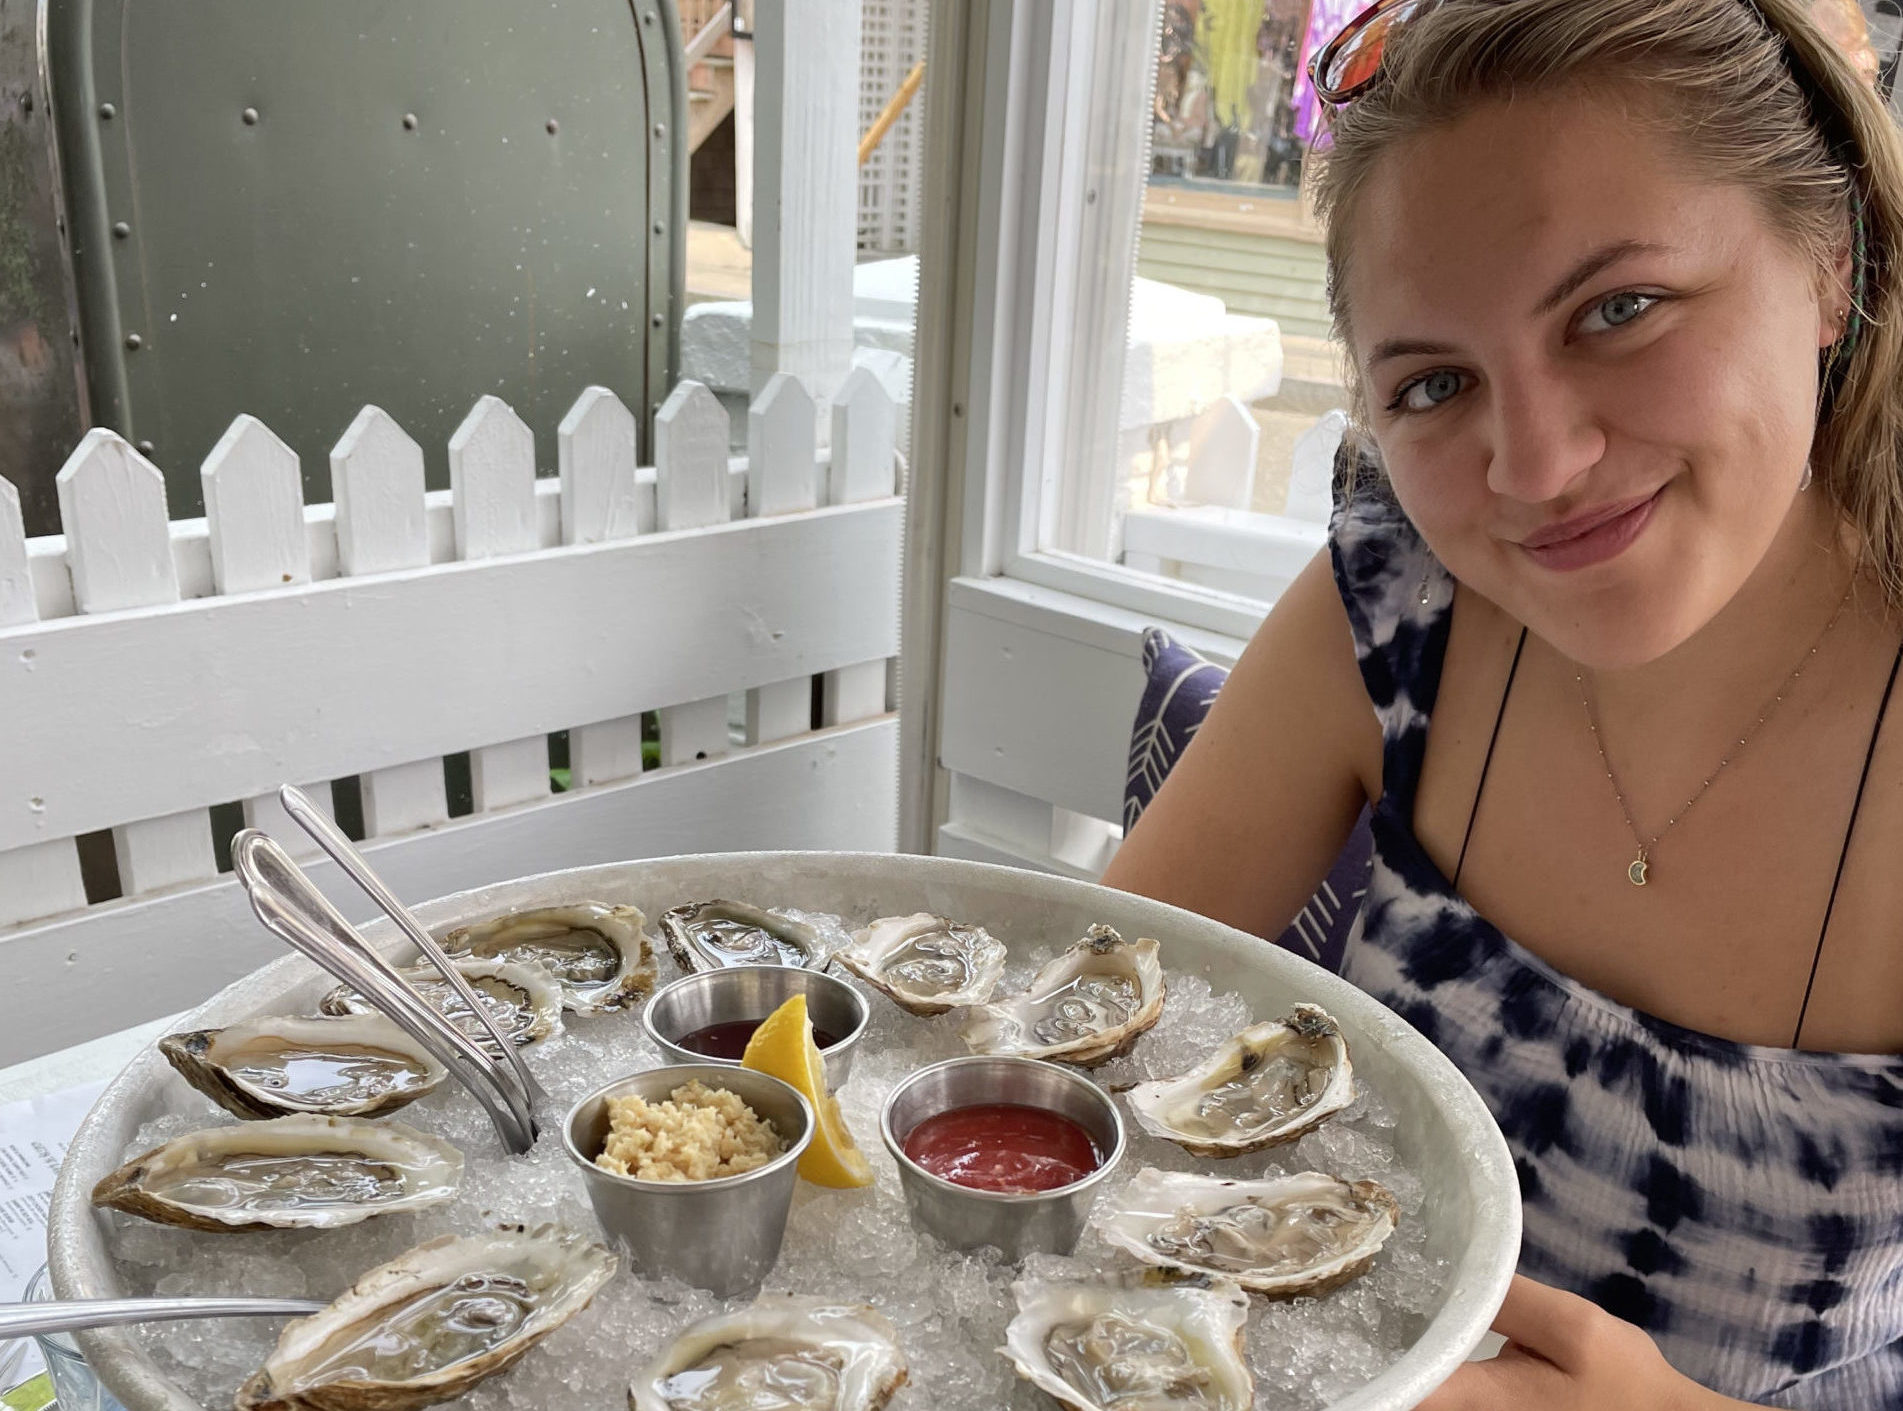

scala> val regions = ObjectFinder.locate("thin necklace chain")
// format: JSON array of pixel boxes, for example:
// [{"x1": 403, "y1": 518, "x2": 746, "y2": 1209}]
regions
[{"x1": 1576, "y1": 580, "x2": 1854, "y2": 885}]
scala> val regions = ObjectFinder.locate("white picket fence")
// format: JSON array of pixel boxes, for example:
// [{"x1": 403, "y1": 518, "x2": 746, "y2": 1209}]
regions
[{"x1": 0, "y1": 371, "x2": 902, "y2": 1063}]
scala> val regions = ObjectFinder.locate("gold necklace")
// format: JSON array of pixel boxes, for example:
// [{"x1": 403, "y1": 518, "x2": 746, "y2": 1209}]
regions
[{"x1": 1576, "y1": 582, "x2": 1853, "y2": 887}]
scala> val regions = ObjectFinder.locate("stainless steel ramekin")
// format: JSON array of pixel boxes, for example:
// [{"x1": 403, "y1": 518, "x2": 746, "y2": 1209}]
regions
[
  {"x1": 641, "y1": 966, "x2": 871, "y2": 1087},
  {"x1": 880, "y1": 1055, "x2": 1124, "y2": 1260},
  {"x1": 563, "y1": 1063, "x2": 814, "y2": 1296}
]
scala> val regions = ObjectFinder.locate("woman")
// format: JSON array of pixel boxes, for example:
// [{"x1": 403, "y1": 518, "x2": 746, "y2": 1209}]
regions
[{"x1": 1102, "y1": 1, "x2": 1903, "y2": 1406}]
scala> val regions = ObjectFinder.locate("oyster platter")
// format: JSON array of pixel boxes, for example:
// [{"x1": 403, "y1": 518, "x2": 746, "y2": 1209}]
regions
[{"x1": 49, "y1": 852, "x2": 1519, "y2": 1411}]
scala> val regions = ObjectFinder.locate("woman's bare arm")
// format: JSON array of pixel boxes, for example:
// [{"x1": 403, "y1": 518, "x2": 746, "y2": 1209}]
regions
[{"x1": 1100, "y1": 550, "x2": 1381, "y2": 939}]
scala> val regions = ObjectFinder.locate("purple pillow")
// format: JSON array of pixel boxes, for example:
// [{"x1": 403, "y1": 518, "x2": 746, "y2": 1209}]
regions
[{"x1": 1124, "y1": 628, "x2": 1371, "y2": 973}]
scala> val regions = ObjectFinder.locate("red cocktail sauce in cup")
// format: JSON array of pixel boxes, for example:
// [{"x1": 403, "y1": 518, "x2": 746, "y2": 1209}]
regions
[{"x1": 899, "y1": 1103, "x2": 1102, "y2": 1193}]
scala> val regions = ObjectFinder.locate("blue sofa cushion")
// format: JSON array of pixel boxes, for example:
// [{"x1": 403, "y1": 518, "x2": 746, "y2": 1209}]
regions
[{"x1": 1123, "y1": 628, "x2": 1371, "y2": 973}]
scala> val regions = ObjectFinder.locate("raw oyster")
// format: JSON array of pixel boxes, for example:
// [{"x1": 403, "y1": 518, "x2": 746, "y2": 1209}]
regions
[
  {"x1": 320, "y1": 958, "x2": 563, "y2": 1056},
  {"x1": 159, "y1": 1013, "x2": 447, "y2": 1121},
  {"x1": 1003, "y1": 1272, "x2": 1253, "y2": 1411},
  {"x1": 836, "y1": 912, "x2": 1008, "y2": 1015},
  {"x1": 1096, "y1": 1168, "x2": 1399, "y2": 1297},
  {"x1": 953, "y1": 925, "x2": 1164, "y2": 1066},
  {"x1": 1126, "y1": 1005, "x2": 1353, "y2": 1155},
  {"x1": 439, "y1": 902, "x2": 655, "y2": 1013},
  {"x1": 629, "y1": 1296, "x2": 908, "y2": 1411},
  {"x1": 659, "y1": 899, "x2": 853, "y2": 973},
  {"x1": 90, "y1": 1115, "x2": 462, "y2": 1233},
  {"x1": 236, "y1": 1224, "x2": 616, "y2": 1411}
]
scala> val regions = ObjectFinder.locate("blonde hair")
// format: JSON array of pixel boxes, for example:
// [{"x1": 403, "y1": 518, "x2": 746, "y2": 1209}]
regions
[{"x1": 1310, "y1": 0, "x2": 1903, "y2": 602}]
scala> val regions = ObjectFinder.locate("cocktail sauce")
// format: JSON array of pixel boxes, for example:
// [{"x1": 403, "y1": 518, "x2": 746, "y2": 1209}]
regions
[
  {"x1": 901, "y1": 1103, "x2": 1100, "y2": 1193},
  {"x1": 676, "y1": 1019, "x2": 843, "y2": 1060}
]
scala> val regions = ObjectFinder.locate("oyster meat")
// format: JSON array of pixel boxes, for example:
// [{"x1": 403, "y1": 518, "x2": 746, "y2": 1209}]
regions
[
  {"x1": 160, "y1": 1013, "x2": 447, "y2": 1121},
  {"x1": 1003, "y1": 1273, "x2": 1253, "y2": 1411},
  {"x1": 320, "y1": 958, "x2": 563, "y2": 1057},
  {"x1": 630, "y1": 1296, "x2": 908, "y2": 1411},
  {"x1": 1126, "y1": 1005, "x2": 1353, "y2": 1155},
  {"x1": 236, "y1": 1224, "x2": 616, "y2": 1411},
  {"x1": 439, "y1": 902, "x2": 655, "y2": 1014},
  {"x1": 1096, "y1": 1168, "x2": 1399, "y2": 1298},
  {"x1": 659, "y1": 900, "x2": 853, "y2": 973},
  {"x1": 953, "y1": 925, "x2": 1164, "y2": 1067},
  {"x1": 91, "y1": 1115, "x2": 462, "y2": 1233},
  {"x1": 836, "y1": 913, "x2": 1008, "y2": 1015}
]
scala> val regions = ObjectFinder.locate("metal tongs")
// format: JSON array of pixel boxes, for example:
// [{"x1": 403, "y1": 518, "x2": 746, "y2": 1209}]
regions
[{"x1": 231, "y1": 784, "x2": 547, "y2": 1155}]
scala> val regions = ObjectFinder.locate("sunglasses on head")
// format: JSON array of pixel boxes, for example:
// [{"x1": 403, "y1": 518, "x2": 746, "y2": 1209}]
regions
[{"x1": 1308, "y1": 0, "x2": 1782, "y2": 108}]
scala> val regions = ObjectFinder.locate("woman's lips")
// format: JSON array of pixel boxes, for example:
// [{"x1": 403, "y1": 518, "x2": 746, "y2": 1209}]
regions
[{"x1": 1519, "y1": 490, "x2": 1661, "y2": 571}]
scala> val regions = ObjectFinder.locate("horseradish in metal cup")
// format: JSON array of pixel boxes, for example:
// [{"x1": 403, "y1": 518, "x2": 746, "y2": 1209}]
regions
[{"x1": 563, "y1": 1064, "x2": 813, "y2": 1297}]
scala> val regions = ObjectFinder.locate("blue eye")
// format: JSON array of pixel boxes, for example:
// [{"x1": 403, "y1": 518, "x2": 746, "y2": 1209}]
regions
[
  {"x1": 1390, "y1": 368, "x2": 1467, "y2": 413},
  {"x1": 1580, "y1": 291, "x2": 1659, "y2": 333}
]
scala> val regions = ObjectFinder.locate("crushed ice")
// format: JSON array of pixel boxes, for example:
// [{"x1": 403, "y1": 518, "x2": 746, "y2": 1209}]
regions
[{"x1": 109, "y1": 954, "x2": 1450, "y2": 1409}]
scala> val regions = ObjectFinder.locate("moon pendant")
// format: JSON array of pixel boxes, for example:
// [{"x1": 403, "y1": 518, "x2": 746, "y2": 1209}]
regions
[{"x1": 1628, "y1": 857, "x2": 1649, "y2": 887}]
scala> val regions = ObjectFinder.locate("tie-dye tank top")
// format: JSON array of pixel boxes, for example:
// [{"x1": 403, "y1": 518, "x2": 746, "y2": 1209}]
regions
[{"x1": 1329, "y1": 492, "x2": 1903, "y2": 1408}]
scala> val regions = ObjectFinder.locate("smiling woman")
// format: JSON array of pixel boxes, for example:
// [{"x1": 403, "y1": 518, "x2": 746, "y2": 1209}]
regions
[{"x1": 1102, "y1": 1, "x2": 1903, "y2": 1408}]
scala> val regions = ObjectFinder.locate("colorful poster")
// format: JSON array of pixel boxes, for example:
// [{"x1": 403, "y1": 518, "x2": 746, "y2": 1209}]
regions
[{"x1": 1292, "y1": 0, "x2": 1366, "y2": 144}]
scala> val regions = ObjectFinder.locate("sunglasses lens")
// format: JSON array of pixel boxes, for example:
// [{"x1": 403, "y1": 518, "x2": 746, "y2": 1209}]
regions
[{"x1": 1321, "y1": 0, "x2": 1429, "y2": 98}]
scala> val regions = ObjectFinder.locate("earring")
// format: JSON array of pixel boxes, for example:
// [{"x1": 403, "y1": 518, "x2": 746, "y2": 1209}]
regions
[
  {"x1": 1417, "y1": 560, "x2": 1433, "y2": 607},
  {"x1": 1800, "y1": 464, "x2": 1815, "y2": 492}
]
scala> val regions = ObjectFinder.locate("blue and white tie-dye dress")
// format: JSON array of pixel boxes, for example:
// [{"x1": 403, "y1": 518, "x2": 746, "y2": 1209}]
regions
[{"x1": 1329, "y1": 492, "x2": 1903, "y2": 1409}]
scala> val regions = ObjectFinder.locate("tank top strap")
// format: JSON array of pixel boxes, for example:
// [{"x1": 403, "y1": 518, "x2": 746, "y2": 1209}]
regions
[{"x1": 1327, "y1": 447, "x2": 1454, "y2": 812}]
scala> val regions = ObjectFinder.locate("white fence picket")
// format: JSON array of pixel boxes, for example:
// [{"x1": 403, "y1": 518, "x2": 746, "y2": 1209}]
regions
[
  {"x1": 1180, "y1": 395, "x2": 1260, "y2": 509},
  {"x1": 242, "y1": 781, "x2": 337, "y2": 859},
  {"x1": 745, "y1": 373, "x2": 820, "y2": 746},
  {"x1": 203, "y1": 415, "x2": 323, "y2": 851},
  {"x1": 656, "y1": 381, "x2": 736, "y2": 767},
  {"x1": 824, "y1": 367, "x2": 900, "y2": 726},
  {"x1": 0, "y1": 477, "x2": 35, "y2": 626},
  {"x1": 202, "y1": 416, "x2": 312, "y2": 594},
  {"x1": 0, "y1": 482, "x2": 79, "y2": 926},
  {"x1": 450, "y1": 396, "x2": 550, "y2": 812},
  {"x1": 54, "y1": 433, "x2": 216, "y2": 894},
  {"x1": 333, "y1": 407, "x2": 446, "y2": 834},
  {"x1": 559, "y1": 386, "x2": 649, "y2": 788}
]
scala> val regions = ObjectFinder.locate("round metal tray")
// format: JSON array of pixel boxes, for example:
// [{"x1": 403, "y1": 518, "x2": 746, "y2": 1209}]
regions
[{"x1": 49, "y1": 850, "x2": 1520, "y2": 1411}]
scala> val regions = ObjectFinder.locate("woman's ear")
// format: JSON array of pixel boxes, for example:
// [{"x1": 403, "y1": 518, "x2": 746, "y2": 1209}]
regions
[{"x1": 1818, "y1": 237, "x2": 1855, "y2": 350}]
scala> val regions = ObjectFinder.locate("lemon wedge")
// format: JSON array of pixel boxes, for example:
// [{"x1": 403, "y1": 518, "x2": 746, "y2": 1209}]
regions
[{"x1": 741, "y1": 994, "x2": 873, "y2": 1188}]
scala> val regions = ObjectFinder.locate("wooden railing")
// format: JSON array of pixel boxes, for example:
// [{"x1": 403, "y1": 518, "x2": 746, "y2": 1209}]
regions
[{"x1": 0, "y1": 371, "x2": 900, "y2": 1062}]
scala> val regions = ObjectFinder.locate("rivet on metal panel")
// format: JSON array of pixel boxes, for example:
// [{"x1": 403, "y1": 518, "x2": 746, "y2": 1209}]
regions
[
  {"x1": 546, "y1": 118, "x2": 560, "y2": 135},
  {"x1": 97, "y1": 102, "x2": 115, "y2": 120},
  {"x1": 402, "y1": 113, "x2": 418, "y2": 131},
  {"x1": 653, "y1": 220, "x2": 665, "y2": 236},
  {"x1": 242, "y1": 107, "x2": 260, "y2": 125},
  {"x1": 136, "y1": 440, "x2": 155, "y2": 456},
  {"x1": 19, "y1": 92, "x2": 31, "y2": 114},
  {"x1": 644, "y1": 11, "x2": 656, "y2": 23},
  {"x1": 653, "y1": 122, "x2": 666, "y2": 139},
  {"x1": 124, "y1": 333, "x2": 143, "y2": 350},
  {"x1": 650, "y1": 313, "x2": 665, "y2": 328},
  {"x1": 112, "y1": 221, "x2": 130, "y2": 239}
]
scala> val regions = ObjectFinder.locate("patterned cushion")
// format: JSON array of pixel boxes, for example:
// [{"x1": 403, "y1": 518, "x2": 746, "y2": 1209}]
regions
[{"x1": 1124, "y1": 627, "x2": 1372, "y2": 974}]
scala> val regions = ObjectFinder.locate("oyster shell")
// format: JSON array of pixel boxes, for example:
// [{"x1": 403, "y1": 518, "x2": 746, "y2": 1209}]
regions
[
  {"x1": 236, "y1": 1224, "x2": 616, "y2": 1411},
  {"x1": 1096, "y1": 1168, "x2": 1399, "y2": 1297},
  {"x1": 1126, "y1": 1005, "x2": 1353, "y2": 1155},
  {"x1": 953, "y1": 925, "x2": 1164, "y2": 1067},
  {"x1": 90, "y1": 1115, "x2": 462, "y2": 1233},
  {"x1": 658, "y1": 900, "x2": 853, "y2": 973},
  {"x1": 160, "y1": 1013, "x2": 447, "y2": 1121},
  {"x1": 1003, "y1": 1272, "x2": 1253, "y2": 1411},
  {"x1": 629, "y1": 1296, "x2": 908, "y2": 1411},
  {"x1": 319, "y1": 959, "x2": 564, "y2": 1056},
  {"x1": 439, "y1": 902, "x2": 655, "y2": 1014},
  {"x1": 836, "y1": 913, "x2": 1007, "y2": 1015}
]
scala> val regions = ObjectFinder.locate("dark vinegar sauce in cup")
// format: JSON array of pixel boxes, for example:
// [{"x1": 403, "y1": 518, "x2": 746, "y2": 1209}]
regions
[
  {"x1": 675, "y1": 1019, "x2": 844, "y2": 1060},
  {"x1": 901, "y1": 1103, "x2": 1101, "y2": 1193}
]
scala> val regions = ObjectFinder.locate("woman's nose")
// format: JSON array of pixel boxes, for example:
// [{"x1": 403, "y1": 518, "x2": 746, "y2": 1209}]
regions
[{"x1": 1484, "y1": 368, "x2": 1607, "y2": 504}]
